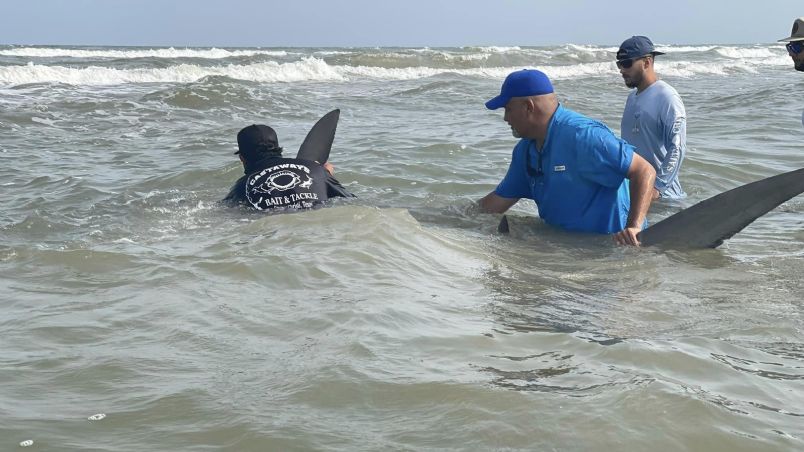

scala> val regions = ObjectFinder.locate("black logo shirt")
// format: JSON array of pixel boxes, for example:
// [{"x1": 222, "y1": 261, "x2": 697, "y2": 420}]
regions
[
  {"x1": 245, "y1": 162, "x2": 323, "y2": 210},
  {"x1": 224, "y1": 157, "x2": 352, "y2": 210}
]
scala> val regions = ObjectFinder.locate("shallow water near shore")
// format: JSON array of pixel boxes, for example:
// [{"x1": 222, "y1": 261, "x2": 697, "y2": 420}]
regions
[{"x1": 1, "y1": 44, "x2": 803, "y2": 450}]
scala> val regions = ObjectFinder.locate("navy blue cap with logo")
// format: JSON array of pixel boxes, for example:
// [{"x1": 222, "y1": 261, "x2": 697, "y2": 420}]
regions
[{"x1": 617, "y1": 36, "x2": 665, "y2": 61}]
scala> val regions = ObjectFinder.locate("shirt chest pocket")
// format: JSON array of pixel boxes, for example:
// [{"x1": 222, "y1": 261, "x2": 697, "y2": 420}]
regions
[{"x1": 536, "y1": 163, "x2": 575, "y2": 204}]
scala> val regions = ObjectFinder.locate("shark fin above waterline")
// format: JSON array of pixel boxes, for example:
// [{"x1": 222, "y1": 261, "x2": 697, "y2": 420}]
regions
[
  {"x1": 637, "y1": 167, "x2": 804, "y2": 249},
  {"x1": 497, "y1": 214, "x2": 510, "y2": 234},
  {"x1": 296, "y1": 109, "x2": 340, "y2": 164}
]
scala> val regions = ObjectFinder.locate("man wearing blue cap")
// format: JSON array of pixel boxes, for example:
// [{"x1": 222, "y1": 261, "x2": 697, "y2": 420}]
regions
[
  {"x1": 616, "y1": 35, "x2": 687, "y2": 200},
  {"x1": 480, "y1": 69, "x2": 656, "y2": 246}
]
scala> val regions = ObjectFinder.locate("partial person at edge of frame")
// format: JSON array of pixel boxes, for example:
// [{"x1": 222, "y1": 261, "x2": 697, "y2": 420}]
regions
[{"x1": 778, "y1": 17, "x2": 804, "y2": 128}]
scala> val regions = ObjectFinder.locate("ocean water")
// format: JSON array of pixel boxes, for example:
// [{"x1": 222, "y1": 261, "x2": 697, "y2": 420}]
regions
[{"x1": 1, "y1": 43, "x2": 802, "y2": 451}]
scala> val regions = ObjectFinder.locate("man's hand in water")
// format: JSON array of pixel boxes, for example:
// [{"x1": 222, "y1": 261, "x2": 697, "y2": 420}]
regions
[
  {"x1": 323, "y1": 162, "x2": 334, "y2": 176},
  {"x1": 613, "y1": 226, "x2": 641, "y2": 246}
]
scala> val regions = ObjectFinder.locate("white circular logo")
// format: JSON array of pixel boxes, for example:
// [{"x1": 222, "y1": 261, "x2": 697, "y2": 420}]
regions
[{"x1": 245, "y1": 164, "x2": 316, "y2": 210}]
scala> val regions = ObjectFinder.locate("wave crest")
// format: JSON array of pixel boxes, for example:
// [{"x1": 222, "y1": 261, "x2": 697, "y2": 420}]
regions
[{"x1": 0, "y1": 46, "x2": 289, "y2": 59}]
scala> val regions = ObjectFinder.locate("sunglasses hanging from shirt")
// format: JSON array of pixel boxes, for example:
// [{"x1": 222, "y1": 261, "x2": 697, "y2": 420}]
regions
[{"x1": 526, "y1": 142, "x2": 544, "y2": 178}]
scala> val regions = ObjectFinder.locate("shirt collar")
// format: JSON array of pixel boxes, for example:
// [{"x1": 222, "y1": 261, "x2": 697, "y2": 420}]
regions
[{"x1": 539, "y1": 103, "x2": 564, "y2": 152}]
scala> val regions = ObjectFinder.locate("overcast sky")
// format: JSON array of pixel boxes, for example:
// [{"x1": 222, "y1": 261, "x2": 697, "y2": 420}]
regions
[{"x1": 1, "y1": 1, "x2": 801, "y2": 47}]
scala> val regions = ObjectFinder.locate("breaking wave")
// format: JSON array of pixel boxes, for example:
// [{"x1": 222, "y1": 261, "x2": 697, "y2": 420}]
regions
[
  {"x1": 0, "y1": 44, "x2": 791, "y2": 87},
  {"x1": 0, "y1": 46, "x2": 289, "y2": 59}
]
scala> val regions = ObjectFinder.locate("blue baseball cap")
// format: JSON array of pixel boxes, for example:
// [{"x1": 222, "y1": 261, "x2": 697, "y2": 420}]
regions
[
  {"x1": 485, "y1": 69, "x2": 554, "y2": 110},
  {"x1": 616, "y1": 36, "x2": 665, "y2": 61}
]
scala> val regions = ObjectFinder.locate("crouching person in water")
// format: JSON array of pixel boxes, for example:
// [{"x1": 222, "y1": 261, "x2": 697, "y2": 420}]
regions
[{"x1": 224, "y1": 124, "x2": 353, "y2": 210}]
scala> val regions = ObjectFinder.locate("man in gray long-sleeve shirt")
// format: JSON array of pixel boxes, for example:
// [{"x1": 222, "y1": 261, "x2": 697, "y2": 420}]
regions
[{"x1": 616, "y1": 36, "x2": 687, "y2": 199}]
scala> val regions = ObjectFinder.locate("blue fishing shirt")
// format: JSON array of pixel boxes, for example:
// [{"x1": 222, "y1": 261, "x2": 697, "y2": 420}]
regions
[{"x1": 495, "y1": 104, "x2": 634, "y2": 234}]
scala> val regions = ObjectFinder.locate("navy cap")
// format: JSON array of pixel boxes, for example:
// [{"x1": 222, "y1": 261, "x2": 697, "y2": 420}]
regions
[
  {"x1": 235, "y1": 124, "x2": 282, "y2": 161},
  {"x1": 485, "y1": 69, "x2": 554, "y2": 110},
  {"x1": 616, "y1": 36, "x2": 665, "y2": 61}
]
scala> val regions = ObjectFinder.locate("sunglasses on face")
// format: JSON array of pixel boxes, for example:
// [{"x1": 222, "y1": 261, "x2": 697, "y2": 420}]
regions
[
  {"x1": 616, "y1": 55, "x2": 649, "y2": 69},
  {"x1": 787, "y1": 41, "x2": 804, "y2": 54}
]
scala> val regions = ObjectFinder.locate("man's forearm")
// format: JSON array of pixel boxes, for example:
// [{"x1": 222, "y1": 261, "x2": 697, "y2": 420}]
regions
[{"x1": 626, "y1": 157, "x2": 657, "y2": 228}]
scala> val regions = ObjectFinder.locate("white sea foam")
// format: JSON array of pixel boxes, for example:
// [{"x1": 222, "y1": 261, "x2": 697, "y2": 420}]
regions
[
  {"x1": 0, "y1": 53, "x2": 793, "y2": 87},
  {"x1": 564, "y1": 44, "x2": 779, "y2": 57},
  {"x1": 313, "y1": 50, "x2": 354, "y2": 56},
  {"x1": 1, "y1": 45, "x2": 787, "y2": 63},
  {"x1": 0, "y1": 58, "x2": 344, "y2": 86},
  {"x1": 466, "y1": 46, "x2": 523, "y2": 53},
  {"x1": 713, "y1": 46, "x2": 779, "y2": 58},
  {"x1": 396, "y1": 48, "x2": 490, "y2": 61},
  {"x1": 564, "y1": 44, "x2": 619, "y2": 53},
  {"x1": 655, "y1": 55, "x2": 792, "y2": 77},
  {"x1": 654, "y1": 45, "x2": 718, "y2": 53},
  {"x1": 0, "y1": 47, "x2": 288, "y2": 59}
]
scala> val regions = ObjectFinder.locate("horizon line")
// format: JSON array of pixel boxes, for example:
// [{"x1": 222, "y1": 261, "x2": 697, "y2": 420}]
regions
[{"x1": 0, "y1": 41, "x2": 781, "y2": 49}]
